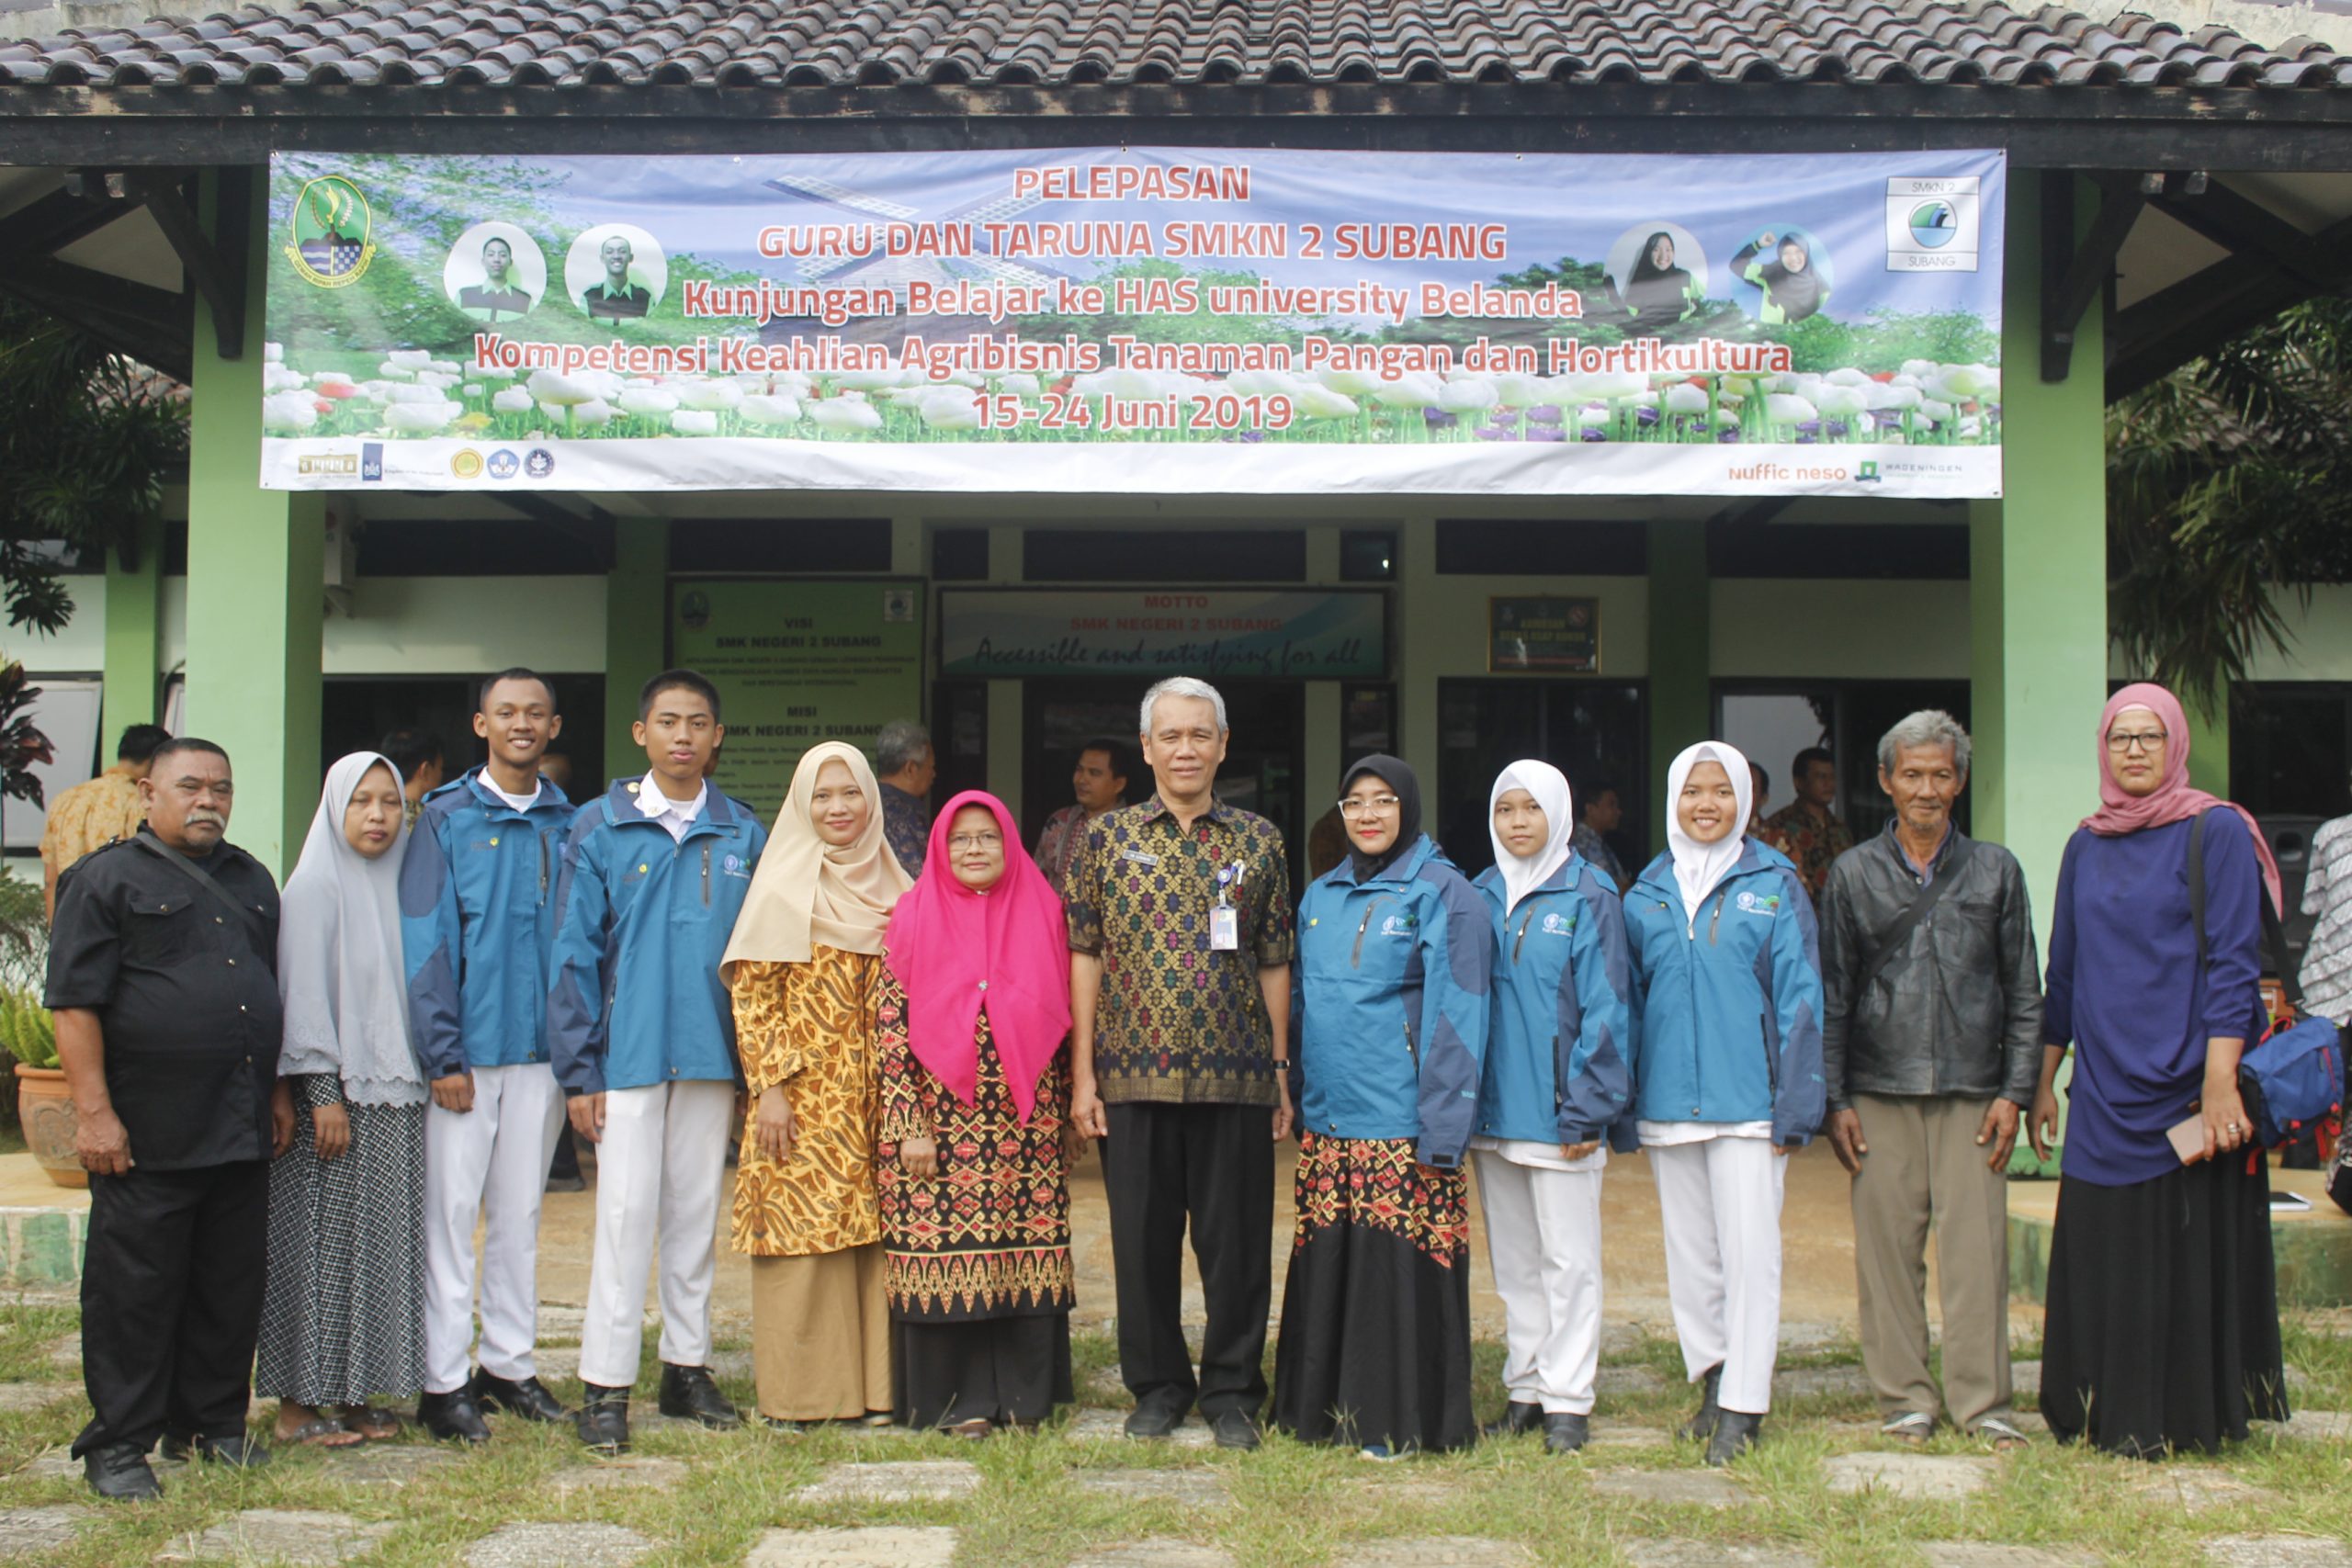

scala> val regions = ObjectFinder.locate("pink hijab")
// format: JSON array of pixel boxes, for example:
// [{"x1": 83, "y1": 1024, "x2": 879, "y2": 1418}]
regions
[
  {"x1": 2084, "y1": 682, "x2": 2282, "y2": 915},
  {"x1": 883, "y1": 790, "x2": 1072, "y2": 1123}
]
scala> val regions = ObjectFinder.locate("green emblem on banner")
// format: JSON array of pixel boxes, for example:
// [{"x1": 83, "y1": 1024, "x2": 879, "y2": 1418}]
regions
[{"x1": 285, "y1": 175, "x2": 376, "y2": 288}]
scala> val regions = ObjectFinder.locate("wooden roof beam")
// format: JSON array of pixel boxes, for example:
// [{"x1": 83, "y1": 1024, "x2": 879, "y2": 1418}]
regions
[{"x1": 124, "y1": 168, "x2": 247, "y2": 362}]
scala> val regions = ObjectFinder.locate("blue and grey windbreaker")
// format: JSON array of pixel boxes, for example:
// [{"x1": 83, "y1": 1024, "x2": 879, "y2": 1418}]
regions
[{"x1": 1472, "y1": 855, "x2": 1634, "y2": 1147}]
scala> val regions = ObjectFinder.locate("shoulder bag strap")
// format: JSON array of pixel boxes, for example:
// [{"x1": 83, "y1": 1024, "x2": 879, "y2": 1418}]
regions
[
  {"x1": 130, "y1": 834, "x2": 269, "y2": 950},
  {"x1": 2188, "y1": 806, "x2": 2299, "y2": 1013},
  {"x1": 1855, "y1": 836, "x2": 1974, "y2": 995}
]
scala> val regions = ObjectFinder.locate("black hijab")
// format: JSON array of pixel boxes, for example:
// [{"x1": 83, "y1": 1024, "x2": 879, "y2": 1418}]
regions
[{"x1": 1340, "y1": 753, "x2": 1423, "y2": 883}]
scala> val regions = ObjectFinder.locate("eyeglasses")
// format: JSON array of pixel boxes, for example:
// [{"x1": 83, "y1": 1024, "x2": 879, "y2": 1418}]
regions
[
  {"x1": 2106, "y1": 728, "x2": 2169, "y2": 754},
  {"x1": 1337, "y1": 795, "x2": 1402, "y2": 818},
  {"x1": 947, "y1": 832, "x2": 1002, "y2": 851}
]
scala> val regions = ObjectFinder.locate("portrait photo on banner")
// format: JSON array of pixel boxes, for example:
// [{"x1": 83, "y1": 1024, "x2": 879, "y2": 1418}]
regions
[
  {"x1": 564, "y1": 224, "x2": 669, "y2": 322},
  {"x1": 442, "y1": 221, "x2": 548, "y2": 324}
]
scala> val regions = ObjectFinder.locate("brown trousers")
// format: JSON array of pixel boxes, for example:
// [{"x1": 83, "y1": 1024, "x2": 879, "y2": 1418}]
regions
[
  {"x1": 1849, "y1": 1092, "x2": 2014, "y2": 1431},
  {"x1": 751, "y1": 1244, "x2": 890, "y2": 1422}
]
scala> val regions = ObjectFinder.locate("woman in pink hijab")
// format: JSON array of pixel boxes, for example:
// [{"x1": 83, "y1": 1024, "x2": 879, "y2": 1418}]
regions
[
  {"x1": 875, "y1": 790, "x2": 1079, "y2": 1435},
  {"x1": 2031, "y1": 682, "x2": 2288, "y2": 1459}
]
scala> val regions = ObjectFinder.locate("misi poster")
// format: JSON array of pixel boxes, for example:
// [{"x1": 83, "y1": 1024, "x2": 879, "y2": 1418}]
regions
[{"x1": 259, "y1": 148, "x2": 2005, "y2": 498}]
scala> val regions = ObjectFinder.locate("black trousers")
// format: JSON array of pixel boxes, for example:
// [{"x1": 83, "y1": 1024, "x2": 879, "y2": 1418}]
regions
[
  {"x1": 75, "y1": 1160, "x2": 268, "y2": 1458},
  {"x1": 1100, "y1": 1100, "x2": 1273, "y2": 1417}
]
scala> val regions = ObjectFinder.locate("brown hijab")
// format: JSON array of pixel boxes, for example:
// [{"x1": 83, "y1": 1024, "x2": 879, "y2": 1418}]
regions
[{"x1": 719, "y1": 741, "x2": 912, "y2": 982}]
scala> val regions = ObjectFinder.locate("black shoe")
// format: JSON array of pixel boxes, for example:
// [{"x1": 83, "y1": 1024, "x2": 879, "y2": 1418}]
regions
[
  {"x1": 545, "y1": 1174, "x2": 586, "y2": 1193},
  {"x1": 575, "y1": 1382, "x2": 631, "y2": 1453},
  {"x1": 1123, "y1": 1399, "x2": 1187, "y2": 1439},
  {"x1": 84, "y1": 1441, "x2": 161, "y2": 1501},
  {"x1": 1210, "y1": 1409, "x2": 1261, "y2": 1451},
  {"x1": 416, "y1": 1388, "x2": 492, "y2": 1445},
  {"x1": 1543, "y1": 1413, "x2": 1590, "y2": 1454},
  {"x1": 658, "y1": 1363, "x2": 741, "y2": 1430},
  {"x1": 1679, "y1": 1363, "x2": 1724, "y2": 1443},
  {"x1": 1705, "y1": 1409, "x2": 1762, "y2": 1467},
  {"x1": 472, "y1": 1371, "x2": 567, "y2": 1424},
  {"x1": 1482, "y1": 1401, "x2": 1544, "y2": 1439},
  {"x1": 159, "y1": 1431, "x2": 271, "y2": 1468}
]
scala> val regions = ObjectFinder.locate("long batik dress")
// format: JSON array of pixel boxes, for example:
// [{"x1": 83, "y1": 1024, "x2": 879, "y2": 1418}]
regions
[
  {"x1": 729, "y1": 946, "x2": 892, "y2": 1423},
  {"x1": 876, "y1": 966, "x2": 1075, "y2": 1427}
]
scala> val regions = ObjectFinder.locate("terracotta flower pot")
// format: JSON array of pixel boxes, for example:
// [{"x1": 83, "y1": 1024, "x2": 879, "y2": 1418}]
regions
[{"x1": 14, "y1": 1065, "x2": 86, "y2": 1190}]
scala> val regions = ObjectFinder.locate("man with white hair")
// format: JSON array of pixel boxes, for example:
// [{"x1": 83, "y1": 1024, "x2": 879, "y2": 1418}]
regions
[
  {"x1": 1065, "y1": 676, "x2": 1295, "y2": 1450},
  {"x1": 872, "y1": 719, "x2": 935, "y2": 877},
  {"x1": 1816, "y1": 709, "x2": 2042, "y2": 1451}
]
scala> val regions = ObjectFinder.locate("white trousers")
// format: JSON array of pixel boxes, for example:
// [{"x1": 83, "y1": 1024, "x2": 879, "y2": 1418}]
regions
[
  {"x1": 1649, "y1": 1136, "x2": 1787, "y2": 1415},
  {"x1": 422, "y1": 1062, "x2": 566, "y2": 1395},
  {"x1": 578, "y1": 1080, "x2": 734, "y2": 1390},
  {"x1": 1474, "y1": 1153, "x2": 1606, "y2": 1415}
]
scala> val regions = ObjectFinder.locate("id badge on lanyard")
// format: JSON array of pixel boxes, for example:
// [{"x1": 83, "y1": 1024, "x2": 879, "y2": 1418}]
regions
[{"x1": 1211, "y1": 861, "x2": 1245, "y2": 951}]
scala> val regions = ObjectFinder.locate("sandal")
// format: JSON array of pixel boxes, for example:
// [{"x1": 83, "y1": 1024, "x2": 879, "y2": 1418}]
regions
[
  {"x1": 277, "y1": 1415, "x2": 364, "y2": 1450},
  {"x1": 1880, "y1": 1412, "x2": 1935, "y2": 1447},
  {"x1": 1973, "y1": 1416, "x2": 2031, "y2": 1451},
  {"x1": 338, "y1": 1406, "x2": 402, "y2": 1440},
  {"x1": 944, "y1": 1417, "x2": 994, "y2": 1440}
]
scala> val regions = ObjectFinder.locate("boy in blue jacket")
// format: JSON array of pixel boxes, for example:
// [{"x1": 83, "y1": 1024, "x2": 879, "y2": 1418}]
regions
[
  {"x1": 401, "y1": 669, "x2": 576, "y2": 1444},
  {"x1": 548, "y1": 670, "x2": 766, "y2": 1453}
]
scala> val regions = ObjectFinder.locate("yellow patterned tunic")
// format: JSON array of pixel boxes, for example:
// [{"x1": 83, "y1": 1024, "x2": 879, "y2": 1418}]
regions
[{"x1": 729, "y1": 947, "x2": 885, "y2": 1258}]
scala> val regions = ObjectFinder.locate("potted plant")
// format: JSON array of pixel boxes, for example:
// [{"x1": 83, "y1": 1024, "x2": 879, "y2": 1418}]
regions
[{"x1": 3, "y1": 988, "x2": 79, "y2": 1189}]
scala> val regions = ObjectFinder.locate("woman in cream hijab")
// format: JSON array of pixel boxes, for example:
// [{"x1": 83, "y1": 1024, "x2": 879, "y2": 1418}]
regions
[{"x1": 722, "y1": 740, "x2": 912, "y2": 1427}]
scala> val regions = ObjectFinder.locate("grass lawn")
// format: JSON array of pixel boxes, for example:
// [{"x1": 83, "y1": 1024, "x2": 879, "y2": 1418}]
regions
[{"x1": 0, "y1": 1304, "x2": 2344, "y2": 1565}]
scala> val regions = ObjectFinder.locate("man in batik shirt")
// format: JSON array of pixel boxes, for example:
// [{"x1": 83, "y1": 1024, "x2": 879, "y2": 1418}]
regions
[{"x1": 1760, "y1": 746, "x2": 1854, "y2": 902}]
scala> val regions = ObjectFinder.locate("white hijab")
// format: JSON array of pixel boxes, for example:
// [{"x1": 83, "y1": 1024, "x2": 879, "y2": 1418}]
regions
[
  {"x1": 1488, "y1": 759, "x2": 1575, "y2": 915},
  {"x1": 277, "y1": 751, "x2": 425, "y2": 1107},
  {"x1": 1665, "y1": 740, "x2": 1754, "y2": 924}
]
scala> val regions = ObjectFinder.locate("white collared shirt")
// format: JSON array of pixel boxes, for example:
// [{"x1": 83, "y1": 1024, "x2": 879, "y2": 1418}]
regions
[{"x1": 636, "y1": 771, "x2": 707, "y2": 843}]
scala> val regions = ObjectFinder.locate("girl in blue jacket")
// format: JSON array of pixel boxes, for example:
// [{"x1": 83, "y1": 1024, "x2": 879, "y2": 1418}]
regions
[
  {"x1": 1469, "y1": 761, "x2": 1632, "y2": 1456},
  {"x1": 1270, "y1": 755, "x2": 1491, "y2": 1456},
  {"x1": 1625, "y1": 741, "x2": 1825, "y2": 1466}
]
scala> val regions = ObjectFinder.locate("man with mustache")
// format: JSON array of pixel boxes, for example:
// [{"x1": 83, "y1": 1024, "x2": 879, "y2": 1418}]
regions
[{"x1": 45, "y1": 739, "x2": 286, "y2": 1500}]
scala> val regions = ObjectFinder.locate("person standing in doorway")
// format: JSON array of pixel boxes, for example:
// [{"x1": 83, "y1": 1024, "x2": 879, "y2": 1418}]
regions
[
  {"x1": 46, "y1": 739, "x2": 283, "y2": 1499},
  {"x1": 1624, "y1": 740, "x2": 1824, "y2": 1467},
  {"x1": 1034, "y1": 738, "x2": 1135, "y2": 895},
  {"x1": 2299, "y1": 769, "x2": 2352, "y2": 1027},
  {"x1": 549, "y1": 671, "x2": 766, "y2": 1453},
  {"x1": 1762, "y1": 747, "x2": 1852, "y2": 901},
  {"x1": 874, "y1": 719, "x2": 936, "y2": 877},
  {"x1": 380, "y1": 728, "x2": 447, "y2": 830},
  {"x1": 40, "y1": 723, "x2": 170, "y2": 923},
  {"x1": 400, "y1": 670, "x2": 575, "y2": 1443},
  {"x1": 1568, "y1": 773, "x2": 1629, "y2": 892},
  {"x1": 1817, "y1": 711, "x2": 2041, "y2": 1451},
  {"x1": 1066, "y1": 676, "x2": 1295, "y2": 1450}
]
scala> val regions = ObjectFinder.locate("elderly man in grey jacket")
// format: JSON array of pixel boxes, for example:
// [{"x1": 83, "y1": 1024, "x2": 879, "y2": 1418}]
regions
[{"x1": 1818, "y1": 710, "x2": 2042, "y2": 1450}]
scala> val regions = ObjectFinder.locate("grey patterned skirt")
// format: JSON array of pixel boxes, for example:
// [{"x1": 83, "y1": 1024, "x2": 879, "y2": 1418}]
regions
[{"x1": 254, "y1": 1093, "x2": 427, "y2": 1406}]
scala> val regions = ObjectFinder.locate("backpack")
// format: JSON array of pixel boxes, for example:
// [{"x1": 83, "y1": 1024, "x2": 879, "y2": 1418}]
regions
[{"x1": 2189, "y1": 808, "x2": 2346, "y2": 1149}]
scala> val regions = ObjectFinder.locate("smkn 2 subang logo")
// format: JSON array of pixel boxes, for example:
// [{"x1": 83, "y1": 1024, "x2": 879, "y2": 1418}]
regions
[{"x1": 286, "y1": 175, "x2": 376, "y2": 288}]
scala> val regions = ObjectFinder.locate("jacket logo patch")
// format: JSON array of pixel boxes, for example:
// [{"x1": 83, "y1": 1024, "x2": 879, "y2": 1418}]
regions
[
  {"x1": 1735, "y1": 891, "x2": 1781, "y2": 915},
  {"x1": 1380, "y1": 912, "x2": 1418, "y2": 936},
  {"x1": 721, "y1": 853, "x2": 751, "y2": 879},
  {"x1": 1541, "y1": 912, "x2": 1574, "y2": 935}
]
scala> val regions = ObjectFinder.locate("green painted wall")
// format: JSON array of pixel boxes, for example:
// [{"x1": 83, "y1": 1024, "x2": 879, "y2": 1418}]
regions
[
  {"x1": 1646, "y1": 518, "x2": 1710, "y2": 856},
  {"x1": 2185, "y1": 687, "x2": 2230, "y2": 796},
  {"x1": 602, "y1": 518, "x2": 668, "y2": 787},
  {"x1": 184, "y1": 172, "x2": 325, "y2": 876},
  {"x1": 100, "y1": 516, "x2": 161, "y2": 733}
]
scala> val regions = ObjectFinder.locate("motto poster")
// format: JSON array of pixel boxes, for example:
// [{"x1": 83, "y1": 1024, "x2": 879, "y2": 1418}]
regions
[{"x1": 261, "y1": 148, "x2": 2005, "y2": 498}]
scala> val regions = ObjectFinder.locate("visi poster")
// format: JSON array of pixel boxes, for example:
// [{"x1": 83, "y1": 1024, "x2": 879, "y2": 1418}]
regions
[{"x1": 259, "y1": 147, "x2": 2005, "y2": 498}]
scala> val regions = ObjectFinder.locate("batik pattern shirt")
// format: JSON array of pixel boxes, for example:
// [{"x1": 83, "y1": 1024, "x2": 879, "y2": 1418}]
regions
[
  {"x1": 1569, "y1": 823, "x2": 1624, "y2": 886},
  {"x1": 1065, "y1": 795, "x2": 1295, "y2": 1108},
  {"x1": 728, "y1": 947, "x2": 884, "y2": 1258},
  {"x1": 881, "y1": 784, "x2": 931, "y2": 879},
  {"x1": 1760, "y1": 802, "x2": 1853, "y2": 902},
  {"x1": 1034, "y1": 804, "x2": 1091, "y2": 896},
  {"x1": 2301, "y1": 814, "x2": 2352, "y2": 1024},
  {"x1": 39, "y1": 765, "x2": 145, "y2": 884}
]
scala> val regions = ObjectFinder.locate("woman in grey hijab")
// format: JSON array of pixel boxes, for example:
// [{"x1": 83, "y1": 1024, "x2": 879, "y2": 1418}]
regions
[{"x1": 254, "y1": 752, "x2": 430, "y2": 1447}]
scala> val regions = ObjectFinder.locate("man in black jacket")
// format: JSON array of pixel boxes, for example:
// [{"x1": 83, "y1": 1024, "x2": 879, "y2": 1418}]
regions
[
  {"x1": 1818, "y1": 710, "x2": 2042, "y2": 1451},
  {"x1": 46, "y1": 739, "x2": 286, "y2": 1499}
]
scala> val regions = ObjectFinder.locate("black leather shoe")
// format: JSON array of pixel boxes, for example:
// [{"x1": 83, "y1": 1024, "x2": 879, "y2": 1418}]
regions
[
  {"x1": 1210, "y1": 1409, "x2": 1261, "y2": 1450},
  {"x1": 1543, "y1": 1413, "x2": 1590, "y2": 1454},
  {"x1": 1679, "y1": 1363, "x2": 1724, "y2": 1443},
  {"x1": 472, "y1": 1371, "x2": 567, "y2": 1423},
  {"x1": 1482, "y1": 1401, "x2": 1544, "y2": 1438},
  {"x1": 160, "y1": 1431, "x2": 271, "y2": 1468},
  {"x1": 417, "y1": 1389, "x2": 492, "y2": 1445},
  {"x1": 658, "y1": 1363, "x2": 741, "y2": 1430},
  {"x1": 84, "y1": 1442, "x2": 161, "y2": 1501},
  {"x1": 575, "y1": 1382, "x2": 631, "y2": 1453},
  {"x1": 1123, "y1": 1399, "x2": 1187, "y2": 1439},
  {"x1": 1705, "y1": 1409, "x2": 1763, "y2": 1467}
]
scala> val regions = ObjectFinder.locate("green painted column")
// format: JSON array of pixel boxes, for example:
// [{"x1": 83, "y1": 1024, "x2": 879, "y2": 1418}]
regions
[
  {"x1": 1973, "y1": 173, "x2": 2109, "y2": 1179},
  {"x1": 184, "y1": 171, "x2": 324, "y2": 876},
  {"x1": 2186, "y1": 686, "x2": 2230, "y2": 795},
  {"x1": 604, "y1": 518, "x2": 668, "y2": 774},
  {"x1": 100, "y1": 515, "x2": 162, "y2": 733},
  {"x1": 1970, "y1": 173, "x2": 2107, "y2": 919},
  {"x1": 1646, "y1": 517, "x2": 1710, "y2": 857}
]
